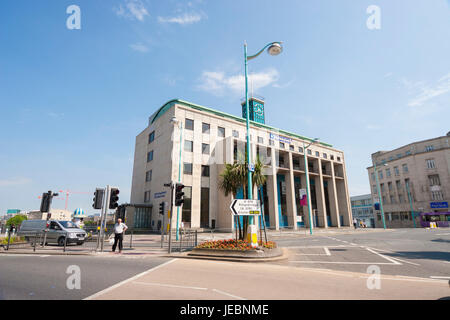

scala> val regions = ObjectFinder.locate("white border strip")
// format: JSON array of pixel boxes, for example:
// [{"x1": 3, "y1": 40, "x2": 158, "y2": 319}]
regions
[
  {"x1": 83, "y1": 259, "x2": 177, "y2": 300},
  {"x1": 212, "y1": 289, "x2": 246, "y2": 300}
]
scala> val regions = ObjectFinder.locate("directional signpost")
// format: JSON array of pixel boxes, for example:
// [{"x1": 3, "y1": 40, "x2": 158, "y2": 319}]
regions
[
  {"x1": 230, "y1": 199, "x2": 261, "y2": 248},
  {"x1": 230, "y1": 199, "x2": 261, "y2": 216}
]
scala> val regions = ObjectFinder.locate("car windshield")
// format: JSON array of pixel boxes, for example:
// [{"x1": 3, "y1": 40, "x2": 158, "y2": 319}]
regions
[{"x1": 59, "y1": 221, "x2": 79, "y2": 229}]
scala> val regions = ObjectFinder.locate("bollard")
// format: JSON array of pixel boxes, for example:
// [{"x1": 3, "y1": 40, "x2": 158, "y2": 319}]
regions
[
  {"x1": 195, "y1": 230, "x2": 197, "y2": 247},
  {"x1": 179, "y1": 230, "x2": 183, "y2": 252},
  {"x1": 33, "y1": 232, "x2": 37, "y2": 252},
  {"x1": 130, "y1": 230, "x2": 133, "y2": 249},
  {"x1": 63, "y1": 233, "x2": 67, "y2": 252}
]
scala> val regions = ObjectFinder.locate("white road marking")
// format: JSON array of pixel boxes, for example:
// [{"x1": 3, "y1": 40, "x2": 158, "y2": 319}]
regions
[
  {"x1": 83, "y1": 259, "x2": 177, "y2": 300},
  {"x1": 387, "y1": 256, "x2": 421, "y2": 266},
  {"x1": 429, "y1": 276, "x2": 450, "y2": 280},
  {"x1": 365, "y1": 247, "x2": 402, "y2": 265},
  {"x1": 291, "y1": 260, "x2": 398, "y2": 265},
  {"x1": 212, "y1": 289, "x2": 246, "y2": 300},
  {"x1": 133, "y1": 281, "x2": 208, "y2": 291},
  {"x1": 435, "y1": 233, "x2": 450, "y2": 236},
  {"x1": 296, "y1": 247, "x2": 331, "y2": 256}
]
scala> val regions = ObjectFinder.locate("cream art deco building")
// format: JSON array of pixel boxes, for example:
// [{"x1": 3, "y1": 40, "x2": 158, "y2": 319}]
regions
[
  {"x1": 367, "y1": 133, "x2": 450, "y2": 228},
  {"x1": 130, "y1": 99, "x2": 352, "y2": 232}
]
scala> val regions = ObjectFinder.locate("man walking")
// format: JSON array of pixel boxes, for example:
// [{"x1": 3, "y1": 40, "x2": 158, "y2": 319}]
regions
[{"x1": 112, "y1": 218, "x2": 128, "y2": 254}]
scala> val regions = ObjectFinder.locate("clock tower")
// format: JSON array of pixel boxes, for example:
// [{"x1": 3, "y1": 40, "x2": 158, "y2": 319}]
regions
[{"x1": 241, "y1": 97, "x2": 265, "y2": 124}]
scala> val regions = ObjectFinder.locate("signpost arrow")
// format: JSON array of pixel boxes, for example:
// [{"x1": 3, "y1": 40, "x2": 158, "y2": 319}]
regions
[{"x1": 230, "y1": 199, "x2": 261, "y2": 216}]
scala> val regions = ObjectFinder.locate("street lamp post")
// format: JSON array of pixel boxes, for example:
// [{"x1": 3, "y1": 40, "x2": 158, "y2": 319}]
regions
[
  {"x1": 171, "y1": 117, "x2": 183, "y2": 240},
  {"x1": 244, "y1": 41, "x2": 283, "y2": 226},
  {"x1": 303, "y1": 139, "x2": 319, "y2": 235},
  {"x1": 373, "y1": 162, "x2": 387, "y2": 229}
]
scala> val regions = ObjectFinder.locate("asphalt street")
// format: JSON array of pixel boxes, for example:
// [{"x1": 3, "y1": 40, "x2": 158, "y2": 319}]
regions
[
  {"x1": 270, "y1": 228, "x2": 450, "y2": 279},
  {"x1": 0, "y1": 254, "x2": 170, "y2": 300}
]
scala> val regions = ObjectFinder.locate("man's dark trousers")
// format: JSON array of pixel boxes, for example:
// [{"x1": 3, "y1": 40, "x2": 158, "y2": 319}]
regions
[{"x1": 112, "y1": 233, "x2": 123, "y2": 252}]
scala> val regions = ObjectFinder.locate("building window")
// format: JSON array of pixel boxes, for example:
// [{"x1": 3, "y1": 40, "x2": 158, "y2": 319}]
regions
[
  {"x1": 182, "y1": 186, "x2": 192, "y2": 223},
  {"x1": 428, "y1": 175, "x2": 441, "y2": 186},
  {"x1": 184, "y1": 163, "x2": 193, "y2": 175},
  {"x1": 425, "y1": 145, "x2": 434, "y2": 152},
  {"x1": 394, "y1": 166, "x2": 399, "y2": 176},
  {"x1": 398, "y1": 194, "x2": 403, "y2": 203},
  {"x1": 323, "y1": 153, "x2": 327, "y2": 159},
  {"x1": 426, "y1": 159, "x2": 436, "y2": 169},
  {"x1": 315, "y1": 151, "x2": 320, "y2": 157},
  {"x1": 269, "y1": 139, "x2": 274, "y2": 146},
  {"x1": 396, "y1": 180, "x2": 401, "y2": 190},
  {"x1": 380, "y1": 183, "x2": 385, "y2": 193},
  {"x1": 388, "y1": 182, "x2": 393, "y2": 191},
  {"x1": 218, "y1": 127, "x2": 225, "y2": 137},
  {"x1": 431, "y1": 191, "x2": 444, "y2": 201},
  {"x1": 307, "y1": 149, "x2": 312, "y2": 155},
  {"x1": 144, "y1": 191, "x2": 151, "y2": 203},
  {"x1": 371, "y1": 172, "x2": 375, "y2": 181},
  {"x1": 257, "y1": 137, "x2": 264, "y2": 144},
  {"x1": 147, "y1": 150, "x2": 154, "y2": 162},
  {"x1": 184, "y1": 140, "x2": 193, "y2": 152},
  {"x1": 185, "y1": 118, "x2": 194, "y2": 131},
  {"x1": 378, "y1": 171, "x2": 383, "y2": 180},
  {"x1": 279, "y1": 142, "x2": 285, "y2": 149},
  {"x1": 289, "y1": 145, "x2": 294, "y2": 151},
  {"x1": 299, "y1": 147, "x2": 304, "y2": 153},
  {"x1": 202, "y1": 143, "x2": 210, "y2": 155},
  {"x1": 386, "y1": 168, "x2": 391, "y2": 177},
  {"x1": 201, "y1": 165, "x2": 210, "y2": 177},
  {"x1": 202, "y1": 123, "x2": 210, "y2": 134},
  {"x1": 145, "y1": 170, "x2": 152, "y2": 182},
  {"x1": 402, "y1": 164, "x2": 408, "y2": 173},
  {"x1": 337, "y1": 156, "x2": 341, "y2": 161},
  {"x1": 232, "y1": 130, "x2": 239, "y2": 138},
  {"x1": 148, "y1": 131, "x2": 155, "y2": 144},
  {"x1": 390, "y1": 195, "x2": 395, "y2": 204}
]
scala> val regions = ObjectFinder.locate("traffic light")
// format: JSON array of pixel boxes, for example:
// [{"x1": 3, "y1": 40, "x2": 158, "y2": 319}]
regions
[
  {"x1": 40, "y1": 191, "x2": 52, "y2": 213},
  {"x1": 175, "y1": 183, "x2": 185, "y2": 207},
  {"x1": 374, "y1": 203, "x2": 380, "y2": 210},
  {"x1": 93, "y1": 188, "x2": 104, "y2": 210},
  {"x1": 109, "y1": 188, "x2": 120, "y2": 209},
  {"x1": 159, "y1": 202, "x2": 165, "y2": 215}
]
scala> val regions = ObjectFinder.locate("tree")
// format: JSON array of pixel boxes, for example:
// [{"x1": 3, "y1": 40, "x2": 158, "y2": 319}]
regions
[
  {"x1": 6, "y1": 214, "x2": 28, "y2": 228},
  {"x1": 219, "y1": 151, "x2": 267, "y2": 241}
]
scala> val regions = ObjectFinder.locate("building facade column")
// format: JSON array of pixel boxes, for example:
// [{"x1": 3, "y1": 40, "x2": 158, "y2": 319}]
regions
[
  {"x1": 267, "y1": 148, "x2": 279, "y2": 230},
  {"x1": 286, "y1": 152, "x2": 298, "y2": 229},
  {"x1": 330, "y1": 163, "x2": 340, "y2": 228},
  {"x1": 316, "y1": 159, "x2": 328, "y2": 228}
]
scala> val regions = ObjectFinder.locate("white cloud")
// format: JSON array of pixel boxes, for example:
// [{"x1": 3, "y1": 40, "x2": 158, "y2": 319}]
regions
[
  {"x1": 157, "y1": 12, "x2": 203, "y2": 25},
  {"x1": 129, "y1": 42, "x2": 149, "y2": 53},
  {"x1": 114, "y1": 0, "x2": 149, "y2": 22},
  {"x1": 406, "y1": 72, "x2": 450, "y2": 107},
  {"x1": 0, "y1": 177, "x2": 32, "y2": 187},
  {"x1": 197, "y1": 68, "x2": 280, "y2": 96}
]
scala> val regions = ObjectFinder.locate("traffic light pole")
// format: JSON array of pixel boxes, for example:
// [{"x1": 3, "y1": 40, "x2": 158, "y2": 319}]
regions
[
  {"x1": 168, "y1": 183, "x2": 174, "y2": 254},
  {"x1": 100, "y1": 185, "x2": 111, "y2": 252}
]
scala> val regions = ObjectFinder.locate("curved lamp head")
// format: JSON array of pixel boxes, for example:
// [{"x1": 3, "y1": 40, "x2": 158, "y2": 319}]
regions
[
  {"x1": 267, "y1": 42, "x2": 283, "y2": 56},
  {"x1": 170, "y1": 117, "x2": 180, "y2": 125}
]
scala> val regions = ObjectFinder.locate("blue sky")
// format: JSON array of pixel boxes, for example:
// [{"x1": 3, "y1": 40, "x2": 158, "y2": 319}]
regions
[{"x1": 1, "y1": 0, "x2": 449, "y2": 215}]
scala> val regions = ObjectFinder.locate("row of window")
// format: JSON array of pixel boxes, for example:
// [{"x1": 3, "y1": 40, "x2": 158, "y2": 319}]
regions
[
  {"x1": 379, "y1": 145, "x2": 435, "y2": 163},
  {"x1": 183, "y1": 163, "x2": 210, "y2": 177},
  {"x1": 184, "y1": 140, "x2": 210, "y2": 154},
  {"x1": 152, "y1": 118, "x2": 342, "y2": 162}
]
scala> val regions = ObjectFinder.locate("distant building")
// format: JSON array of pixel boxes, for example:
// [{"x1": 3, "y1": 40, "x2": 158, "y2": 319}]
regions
[
  {"x1": 367, "y1": 133, "x2": 450, "y2": 228},
  {"x1": 350, "y1": 194, "x2": 374, "y2": 228},
  {"x1": 27, "y1": 209, "x2": 73, "y2": 221}
]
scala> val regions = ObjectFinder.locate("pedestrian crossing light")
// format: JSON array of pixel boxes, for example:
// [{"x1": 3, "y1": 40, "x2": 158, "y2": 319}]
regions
[
  {"x1": 109, "y1": 188, "x2": 120, "y2": 209},
  {"x1": 175, "y1": 183, "x2": 185, "y2": 207},
  {"x1": 159, "y1": 202, "x2": 165, "y2": 215}
]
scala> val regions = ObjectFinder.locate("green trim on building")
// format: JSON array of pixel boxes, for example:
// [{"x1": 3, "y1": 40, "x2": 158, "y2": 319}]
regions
[{"x1": 150, "y1": 99, "x2": 333, "y2": 147}]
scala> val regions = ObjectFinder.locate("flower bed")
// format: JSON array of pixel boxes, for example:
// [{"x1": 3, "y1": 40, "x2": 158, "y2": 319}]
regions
[{"x1": 196, "y1": 239, "x2": 277, "y2": 251}]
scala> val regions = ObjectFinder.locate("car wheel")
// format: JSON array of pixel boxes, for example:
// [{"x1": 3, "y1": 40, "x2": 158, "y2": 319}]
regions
[{"x1": 58, "y1": 237, "x2": 66, "y2": 247}]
